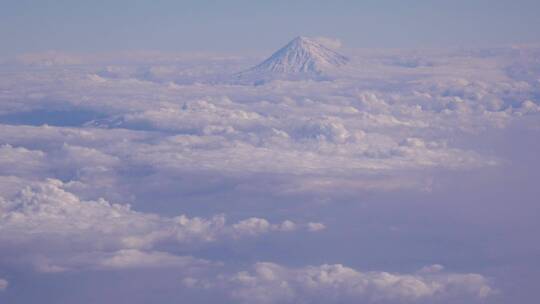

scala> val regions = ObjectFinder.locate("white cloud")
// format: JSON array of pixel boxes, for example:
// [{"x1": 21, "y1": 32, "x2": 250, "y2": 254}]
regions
[
  {"x1": 208, "y1": 262, "x2": 496, "y2": 304},
  {"x1": 0, "y1": 144, "x2": 47, "y2": 177},
  {"x1": 29, "y1": 249, "x2": 213, "y2": 273},
  {"x1": 112, "y1": 99, "x2": 265, "y2": 135},
  {"x1": 313, "y1": 37, "x2": 343, "y2": 50},
  {"x1": 231, "y1": 218, "x2": 302, "y2": 237},
  {"x1": 276, "y1": 220, "x2": 297, "y2": 232},
  {"x1": 0, "y1": 48, "x2": 519, "y2": 195},
  {"x1": 232, "y1": 217, "x2": 272, "y2": 236},
  {"x1": 515, "y1": 100, "x2": 540, "y2": 116},
  {"x1": 294, "y1": 116, "x2": 351, "y2": 143},
  {"x1": 96, "y1": 249, "x2": 210, "y2": 270},
  {"x1": 307, "y1": 222, "x2": 326, "y2": 232},
  {"x1": 0, "y1": 179, "x2": 312, "y2": 272},
  {"x1": 418, "y1": 264, "x2": 445, "y2": 274}
]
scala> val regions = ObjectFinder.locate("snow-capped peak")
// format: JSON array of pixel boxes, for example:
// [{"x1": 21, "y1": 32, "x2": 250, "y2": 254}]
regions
[{"x1": 248, "y1": 36, "x2": 349, "y2": 75}]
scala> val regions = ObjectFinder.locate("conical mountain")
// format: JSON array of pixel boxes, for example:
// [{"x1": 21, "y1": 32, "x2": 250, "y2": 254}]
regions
[
  {"x1": 238, "y1": 36, "x2": 349, "y2": 84},
  {"x1": 248, "y1": 36, "x2": 348, "y2": 75}
]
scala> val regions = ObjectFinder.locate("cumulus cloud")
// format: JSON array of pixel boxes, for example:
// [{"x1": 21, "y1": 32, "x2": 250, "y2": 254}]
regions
[
  {"x1": 0, "y1": 179, "x2": 313, "y2": 272},
  {"x1": 307, "y1": 222, "x2": 326, "y2": 232},
  {"x1": 0, "y1": 49, "x2": 516, "y2": 194},
  {"x1": 188, "y1": 262, "x2": 495, "y2": 304},
  {"x1": 0, "y1": 144, "x2": 47, "y2": 177},
  {"x1": 294, "y1": 116, "x2": 351, "y2": 143},
  {"x1": 96, "y1": 249, "x2": 210, "y2": 270},
  {"x1": 30, "y1": 250, "x2": 213, "y2": 273},
  {"x1": 313, "y1": 36, "x2": 343, "y2": 49},
  {"x1": 105, "y1": 99, "x2": 265, "y2": 135}
]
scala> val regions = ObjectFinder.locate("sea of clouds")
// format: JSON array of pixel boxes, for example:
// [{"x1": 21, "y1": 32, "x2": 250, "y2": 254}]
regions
[{"x1": 0, "y1": 45, "x2": 539, "y2": 303}]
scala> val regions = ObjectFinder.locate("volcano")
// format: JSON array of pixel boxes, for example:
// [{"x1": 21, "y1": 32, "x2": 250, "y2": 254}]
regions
[{"x1": 237, "y1": 36, "x2": 349, "y2": 83}]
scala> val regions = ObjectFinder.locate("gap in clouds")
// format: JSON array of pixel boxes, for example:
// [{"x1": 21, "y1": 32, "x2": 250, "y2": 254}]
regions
[{"x1": 0, "y1": 107, "x2": 107, "y2": 127}]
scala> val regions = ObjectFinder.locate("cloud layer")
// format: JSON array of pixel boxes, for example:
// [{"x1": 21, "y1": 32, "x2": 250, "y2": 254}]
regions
[
  {"x1": 0, "y1": 179, "x2": 316, "y2": 272},
  {"x1": 186, "y1": 262, "x2": 495, "y2": 304},
  {"x1": 1, "y1": 45, "x2": 539, "y2": 303}
]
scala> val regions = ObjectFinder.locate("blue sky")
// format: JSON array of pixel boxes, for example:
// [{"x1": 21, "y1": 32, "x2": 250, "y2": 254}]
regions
[{"x1": 2, "y1": 0, "x2": 540, "y2": 56}]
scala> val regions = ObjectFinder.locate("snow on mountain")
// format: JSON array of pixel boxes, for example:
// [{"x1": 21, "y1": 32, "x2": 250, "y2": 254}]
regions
[{"x1": 236, "y1": 36, "x2": 349, "y2": 83}]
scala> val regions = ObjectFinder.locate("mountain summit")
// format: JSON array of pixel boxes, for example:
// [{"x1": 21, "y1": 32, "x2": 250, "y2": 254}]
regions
[
  {"x1": 249, "y1": 36, "x2": 348, "y2": 75},
  {"x1": 235, "y1": 36, "x2": 348, "y2": 84}
]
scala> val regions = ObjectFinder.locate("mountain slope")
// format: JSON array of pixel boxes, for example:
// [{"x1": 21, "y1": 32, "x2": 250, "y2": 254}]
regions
[{"x1": 236, "y1": 36, "x2": 348, "y2": 83}]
